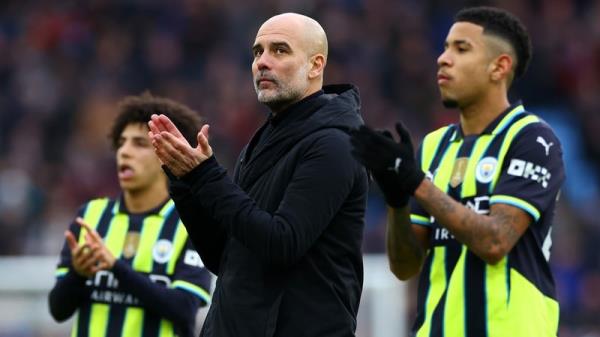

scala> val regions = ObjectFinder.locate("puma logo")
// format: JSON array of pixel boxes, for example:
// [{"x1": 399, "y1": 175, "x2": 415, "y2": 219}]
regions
[
  {"x1": 388, "y1": 157, "x2": 402, "y2": 174},
  {"x1": 536, "y1": 136, "x2": 554, "y2": 156}
]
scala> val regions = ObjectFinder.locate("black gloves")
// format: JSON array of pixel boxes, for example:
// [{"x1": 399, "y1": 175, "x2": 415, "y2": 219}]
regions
[{"x1": 350, "y1": 122, "x2": 425, "y2": 208}]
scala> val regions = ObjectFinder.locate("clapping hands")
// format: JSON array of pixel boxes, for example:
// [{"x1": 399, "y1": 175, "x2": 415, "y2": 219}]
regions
[
  {"x1": 349, "y1": 122, "x2": 425, "y2": 208},
  {"x1": 148, "y1": 114, "x2": 212, "y2": 177},
  {"x1": 65, "y1": 218, "x2": 116, "y2": 277}
]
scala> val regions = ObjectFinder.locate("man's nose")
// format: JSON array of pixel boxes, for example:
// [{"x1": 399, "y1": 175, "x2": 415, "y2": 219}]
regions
[
  {"x1": 255, "y1": 52, "x2": 272, "y2": 71},
  {"x1": 118, "y1": 142, "x2": 132, "y2": 158},
  {"x1": 437, "y1": 50, "x2": 451, "y2": 67}
]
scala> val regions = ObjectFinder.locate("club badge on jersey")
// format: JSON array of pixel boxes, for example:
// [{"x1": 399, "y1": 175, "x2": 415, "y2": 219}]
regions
[{"x1": 152, "y1": 239, "x2": 173, "y2": 264}]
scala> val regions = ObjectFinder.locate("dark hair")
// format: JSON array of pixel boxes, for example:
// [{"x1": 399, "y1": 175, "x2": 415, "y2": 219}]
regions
[
  {"x1": 455, "y1": 6, "x2": 532, "y2": 79},
  {"x1": 109, "y1": 92, "x2": 203, "y2": 150}
]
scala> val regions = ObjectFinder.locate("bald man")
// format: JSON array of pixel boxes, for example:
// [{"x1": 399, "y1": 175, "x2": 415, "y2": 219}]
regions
[{"x1": 148, "y1": 13, "x2": 368, "y2": 337}]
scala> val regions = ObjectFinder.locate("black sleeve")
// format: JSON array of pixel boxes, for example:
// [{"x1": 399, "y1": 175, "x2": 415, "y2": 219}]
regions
[
  {"x1": 48, "y1": 208, "x2": 91, "y2": 322},
  {"x1": 177, "y1": 131, "x2": 361, "y2": 268},
  {"x1": 170, "y1": 239, "x2": 213, "y2": 306},
  {"x1": 491, "y1": 123, "x2": 565, "y2": 221},
  {"x1": 167, "y1": 167, "x2": 227, "y2": 275},
  {"x1": 110, "y1": 260, "x2": 202, "y2": 328},
  {"x1": 48, "y1": 271, "x2": 90, "y2": 322}
]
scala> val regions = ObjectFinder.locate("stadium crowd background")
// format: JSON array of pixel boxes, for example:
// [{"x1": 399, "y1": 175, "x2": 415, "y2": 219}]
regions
[{"x1": 0, "y1": 0, "x2": 598, "y2": 336}]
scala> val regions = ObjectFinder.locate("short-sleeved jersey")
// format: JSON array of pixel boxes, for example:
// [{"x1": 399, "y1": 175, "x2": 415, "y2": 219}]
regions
[
  {"x1": 54, "y1": 197, "x2": 212, "y2": 337},
  {"x1": 409, "y1": 104, "x2": 565, "y2": 337}
]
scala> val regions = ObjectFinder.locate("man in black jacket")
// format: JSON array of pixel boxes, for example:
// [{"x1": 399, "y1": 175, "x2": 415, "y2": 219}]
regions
[{"x1": 148, "y1": 12, "x2": 368, "y2": 337}]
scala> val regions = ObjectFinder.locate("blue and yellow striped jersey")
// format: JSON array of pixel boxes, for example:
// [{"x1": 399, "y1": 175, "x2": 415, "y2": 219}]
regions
[
  {"x1": 410, "y1": 103, "x2": 565, "y2": 337},
  {"x1": 54, "y1": 197, "x2": 211, "y2": 337}
]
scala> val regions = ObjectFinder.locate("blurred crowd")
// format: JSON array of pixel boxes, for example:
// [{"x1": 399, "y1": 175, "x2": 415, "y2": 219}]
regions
[{"x1": 0, "y1": 0, "x2": 598, "y2": 335}]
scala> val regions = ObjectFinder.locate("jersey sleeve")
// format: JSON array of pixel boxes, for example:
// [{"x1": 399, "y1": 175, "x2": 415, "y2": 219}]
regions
[
  {"x1": 411, "y1": 142, "x2": 432, "y2": 227},
  {"x1": 171, "y1": 239, "x2": 212, "y2": 305},
  {"x1": 491, "y1": 123, "x2": 566, "y2": 221}
]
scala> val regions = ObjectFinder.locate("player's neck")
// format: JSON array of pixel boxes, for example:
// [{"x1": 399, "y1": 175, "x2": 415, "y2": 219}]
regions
[
  {"x1": 459, "y1": 91, "x2": 510, "y2": 136},
  {"x1": 123, "y1": 183, "x2": 169, "y2": 213}
]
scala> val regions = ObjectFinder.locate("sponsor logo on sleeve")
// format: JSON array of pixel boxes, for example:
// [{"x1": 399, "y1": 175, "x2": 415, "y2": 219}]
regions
[
  {"x1": 536, "y1": 136, "x2": 554, "y2": 156},
  {"x1": 184, "y1": 249, "x2": 205, "y2": 268},
  {"x1": 507, "y1": 158, "x2": 551, "y2": 188}
]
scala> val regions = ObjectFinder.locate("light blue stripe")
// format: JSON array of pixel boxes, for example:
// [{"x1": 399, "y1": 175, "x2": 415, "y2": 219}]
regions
[
  {"x1": 173, "y1": 281, "x2": 211, "y2": 304},
  {"x1": 492, "y1": 105, "x2": 525, "y2": 135},
  {"x1": 159, "y1": 199, "x2": 175, "y2": 217},
  {"x1": 411, "y1": 214, "x2": 432, "y2": 226},
  {"x1": 55, "y1": 268, "x2": 69, "y2": 278},
  {"x1": 490, "y1": 195, "x2": 540, "y2": 221}
]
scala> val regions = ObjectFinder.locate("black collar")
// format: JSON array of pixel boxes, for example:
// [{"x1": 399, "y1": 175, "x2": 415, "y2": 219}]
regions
[{"x1": 268, "y1": 90, "x2": 324, "y2": 126}]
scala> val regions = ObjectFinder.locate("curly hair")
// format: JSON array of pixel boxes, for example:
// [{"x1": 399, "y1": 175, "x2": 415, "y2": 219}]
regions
[
  {"x1": 109, "y1": 92, "x2": 203, "y2": 150},
  {"x1": 455, "y1": 6, "x2": 532, "y2": 79}
]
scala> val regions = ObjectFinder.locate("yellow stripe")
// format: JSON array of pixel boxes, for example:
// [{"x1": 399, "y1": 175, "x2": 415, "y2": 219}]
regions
[
  {"x1": 132, "y1": 215, "x2": 165, "y2": 273},
  {"x1": 490, "y1": 115, "x2": 539, "y2": 191},
  {"x1": 159, "y1": 200, "x2": 175, "y2": 217},
  {"x1": 88, "y1": 303, "x2": 110, "y2": 337},
  {"x1": 55, "y1": 267, "x2": 69, "y2": 277},
  {"x1": 159, "y1": 319, "x2": 175, "y2": 337},
  {"x1": 167, "y1": 222, "x2": 188, "y2": 275},
  {"x1": 79, "y1": 198, "x2": 110, "y2": 245},
  {"x1": 503, "y1": 270, "x2": 559, "y2": 337},
  {"x1": 121, "y1": 307, "x2": 144, "y2": 337},
  {"x1": 491, "y1": 105, "x2": 525, "y2": 135},
  {"x1": 104, "y1": 214, "x2": 129, "y2": 258},
  {"x1": 410, "y1": 214, "x2": 431, "y2": 226},
  {"x1": 461, "y1": 134, "x2": 494, "y2": 198},
  {"x1": 443, "y1": 246, "x2": 467, "y2": 336},
  {"x1": 487, "y1": 257, "x2": 509, "y2": 337},
  {"x1": 416, "y1": 246, "x2": 447, "y2": 337},
  {"x1": 433, "y1": 140, "x2": 463, "y2": 192},
  {"x1": 421, "y1": 126, "x2": 450, "y2": 172},
  {"x1": 70, "y1": 312, "x2": 78, "y2": 337}
]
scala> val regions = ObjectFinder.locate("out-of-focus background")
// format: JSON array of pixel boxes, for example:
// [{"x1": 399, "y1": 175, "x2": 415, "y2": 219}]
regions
[{"x1": 0, "y1": 0, "x2": 598, "y2": 336}]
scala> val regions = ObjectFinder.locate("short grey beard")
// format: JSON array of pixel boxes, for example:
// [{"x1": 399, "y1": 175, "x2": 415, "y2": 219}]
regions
[{"x1": 256, "y1": 84, "x2": 304, "y2": 113}]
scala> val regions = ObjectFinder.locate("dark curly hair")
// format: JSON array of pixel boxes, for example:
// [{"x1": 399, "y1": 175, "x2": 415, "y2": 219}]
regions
[
  {"x1": 109, "y1": 92, "x2": 203, "y2": 150},
  {"x1": 455, "y1": 6, "x2": 532, "y2": 80}
]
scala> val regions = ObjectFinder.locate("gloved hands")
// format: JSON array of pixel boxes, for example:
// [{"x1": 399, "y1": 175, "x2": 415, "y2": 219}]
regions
[{"x1": 350, "y1": 122, "x2": 425, "y2": 208}]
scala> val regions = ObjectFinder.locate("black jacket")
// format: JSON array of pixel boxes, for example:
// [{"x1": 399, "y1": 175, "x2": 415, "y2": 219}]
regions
[{"x1": 168, "y1": 84, "x2": 368, "y2": 337}]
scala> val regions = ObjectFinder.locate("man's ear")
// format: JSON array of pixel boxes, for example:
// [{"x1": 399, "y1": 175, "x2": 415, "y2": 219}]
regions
[
  {"x1": 489, "y1": 53, "x2": 513, "y2": 82},
  {"x1": 308, "y1": 54, "x2": 326, "y2": 79}
]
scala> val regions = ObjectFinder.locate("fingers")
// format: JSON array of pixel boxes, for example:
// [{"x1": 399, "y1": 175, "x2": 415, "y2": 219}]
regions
[
  {"x1": 78, "y1": 249, "x2": 100, "y2": 272},
  {"x1": 148, "y1": 118, "x2": 161, "y2": 136},
  {"x1": 197, "y1": 125, "x2": 212, "y2": 156},
  {"x1": 149, "y1": 114, "x2": 188, "y2": 146},
  {"x1": 149, "y1": 114, "x2": 168, "y2": 133},
  {"x1": 65, "y1": 230, "x2": 78, "y2": 251},
  {"x1": 153, "y1": 132, "x2": 185, "y2": 165},
  {"x1": 394, "y1": 122, "x2": 411, "y2": 144},
  {"x1": 155, "y1": 114, "x2": 186, "y2": 139},
  {"x1": 72, "y1": 245, "x2": 90, "y2": 262},
  {"x1": 76, "y1": 217, "x2": 103, "y2": 244},
  {"x1": 350, "y1": 125, "x2": 385, "y2": 149},
  {"x1": 378, "y1": 129, "x2": 394, "y2": 140},
  {"x1": 200, "y1": 124, "x2": 210, "y2": 140}
]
